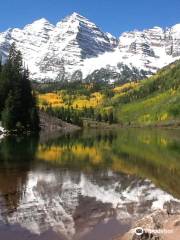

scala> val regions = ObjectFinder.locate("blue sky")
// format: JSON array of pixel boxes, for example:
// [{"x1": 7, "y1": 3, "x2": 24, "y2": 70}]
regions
[{"x1": 1, "y1": 0, "x2": 180, "y2": 36}]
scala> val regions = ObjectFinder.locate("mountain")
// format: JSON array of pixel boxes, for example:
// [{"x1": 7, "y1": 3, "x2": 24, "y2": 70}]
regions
[
  {"x1": 0, "y1": 169, "x2": 179, "y2": 238},
  {"x1": 103, "y1": 60, "x2": 180, "y2": 127},
  {"x1": 0, "y1": 13, "x2": 180, "y2": 82}
]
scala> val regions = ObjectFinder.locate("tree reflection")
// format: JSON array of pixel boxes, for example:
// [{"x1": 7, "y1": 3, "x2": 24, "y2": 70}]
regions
[
  {"x1": 0, "y1": 135, "x2": 39, "y2": 216},
  {"x1": 37, "y1": 129, "x2": 180, "y2": 198}
]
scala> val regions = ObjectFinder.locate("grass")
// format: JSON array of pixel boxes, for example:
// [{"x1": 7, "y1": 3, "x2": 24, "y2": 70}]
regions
[{"x1": 116, "y1": 89, "x2": 180, "y2": 126}]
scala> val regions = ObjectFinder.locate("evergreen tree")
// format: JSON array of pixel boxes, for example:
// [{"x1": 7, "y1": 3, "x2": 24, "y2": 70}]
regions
[
  {"x1": 0, "y1": 44, "x2": 40, "y2": 132},
  {"x1": 96, "y1": 113, "x2": 102, "y2": 122},
  {"x1": 1, "y1": 92, "x2": 16, "y2": 130},
  {"x1": 108, "y1": 112, "x2": 114, "y2": 124},
  {"x1": 0, "y1": 56, "x2": 2, "y2": 73},
  {"x1": 103, "y1": 113, "x2": 108, "y2": 122}
]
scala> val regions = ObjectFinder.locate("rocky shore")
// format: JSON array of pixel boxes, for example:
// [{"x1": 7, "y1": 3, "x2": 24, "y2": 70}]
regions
[
  {"x1": 114, "y1": 210, "x2": 180, "y2": 240},
  {"x1": 39, "y1": 111, "x2": 81, "y2": 133},
  {"x1": 0, "y1": 112, "x2": 81, "y2": 140}
]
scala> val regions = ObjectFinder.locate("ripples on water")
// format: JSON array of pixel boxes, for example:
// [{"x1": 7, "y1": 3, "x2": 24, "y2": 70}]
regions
[{"x1": 0, "y1": 128, "x2": 180, "y2": 240}]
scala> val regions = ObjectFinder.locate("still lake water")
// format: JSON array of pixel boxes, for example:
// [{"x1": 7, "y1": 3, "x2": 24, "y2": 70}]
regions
[{"x1": 0, "y1": 128, "x2": 180, "y2": 240}]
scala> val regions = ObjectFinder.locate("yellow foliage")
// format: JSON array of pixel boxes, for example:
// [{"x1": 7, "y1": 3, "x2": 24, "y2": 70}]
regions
[
  {"x1": 170, "y1": 88, "x2": 176, "y2": 95},
  {"x1": 72, "y1": 92, "x2": 103, "y2": 109},
  {"x1": 37, "y1": 146, "x2": 64, "y2": 161},
  {"x1": 38, "y1": 93, "x2": 64, "y2": 108},
  {"x1": 160, "y1": 113, "x2": 168, "y2": 121},
  {"x1": 71, "y1": 145, "x2": 102, "y2": 164},
  {"x1": 38, "y1": 91, "x2": 103, "y2": 110},
  {"x1": 37, "y1": 144, "x2": 102, "y2": 165},
  {"x1": 139, "y1": 114, "x2": 151, "y2": 123},
  {"x1": 160, "y1": 138, "x2": 168, "y2": 146},
  {"x1": 114, "y1": 82, "x2": 140, "y2": 93}
]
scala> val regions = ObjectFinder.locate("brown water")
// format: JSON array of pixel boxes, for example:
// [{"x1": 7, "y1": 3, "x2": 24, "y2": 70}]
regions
[{"x1": 0, "y1": 128, "x2": 180, "y2": 240}]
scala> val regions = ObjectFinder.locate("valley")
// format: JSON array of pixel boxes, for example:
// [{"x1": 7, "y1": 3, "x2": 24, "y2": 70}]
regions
[
  {"x1": 35, "y1": 60, "x2": 180, "y2": 128},
  {"x1": 0, "y1": 8, "x2": 180, "y2": 240}
]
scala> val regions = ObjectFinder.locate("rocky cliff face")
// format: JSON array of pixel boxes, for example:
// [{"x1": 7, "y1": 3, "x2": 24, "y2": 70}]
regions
[
  {"x1": 0, "y1": 13, "x2": 180, "y2": 81},
  {"x1": 117, "y1": 25, "x2": 180, "y2": 73}
]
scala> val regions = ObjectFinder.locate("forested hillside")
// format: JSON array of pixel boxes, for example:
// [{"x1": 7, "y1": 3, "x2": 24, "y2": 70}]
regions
[
  {"x1": 102, "y1": 60, "x2": 180, "y2": 126},
  {"x1": 35, "y1": 60, "x2": 180, "y2": 128}
]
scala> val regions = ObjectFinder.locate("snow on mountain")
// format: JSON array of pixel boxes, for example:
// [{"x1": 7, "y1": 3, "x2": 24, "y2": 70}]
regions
[{"x1": 0, "y1": 13, "x2": 180, "y2": 81}]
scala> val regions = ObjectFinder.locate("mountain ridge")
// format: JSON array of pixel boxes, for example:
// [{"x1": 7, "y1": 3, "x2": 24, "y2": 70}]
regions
[{"x1": 0, "y1": 13, "x2": 180, "y2": 82}]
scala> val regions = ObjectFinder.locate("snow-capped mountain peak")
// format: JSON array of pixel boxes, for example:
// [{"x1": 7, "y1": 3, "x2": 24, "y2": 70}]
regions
[
  {"x1": 60, "y1": 12, "x2": 91, "y2": 23},
  {"x1": 24, "y1": 18, "x2": 54, "y2": 33},
  {"x1": 171, "y1": 23, "x2": 180, "y2": 31},
  {"x1": 0, "y1": 13, "x2": 180, "y2": 81}
]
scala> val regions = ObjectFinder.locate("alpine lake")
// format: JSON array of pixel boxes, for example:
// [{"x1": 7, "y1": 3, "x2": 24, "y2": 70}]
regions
[{"x1": 0, "y1": 128, "x2": 180, "y2": 240}]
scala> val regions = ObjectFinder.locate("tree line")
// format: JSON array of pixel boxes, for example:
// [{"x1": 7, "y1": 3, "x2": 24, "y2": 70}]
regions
[{"x1": 43, "y1": 105, "x2": 117, "y2": 126}]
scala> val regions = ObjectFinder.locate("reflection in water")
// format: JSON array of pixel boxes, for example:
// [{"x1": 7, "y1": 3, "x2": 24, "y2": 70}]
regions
[
  {"x1": 0, "y1": 129, "x2": 179, "y2": 240},
  {"x1": 0, "y1": 136, "x2": 38, "y2": 217},
  {"x1": 37, "y1": 129, "x2": 180, "y2": 198}
]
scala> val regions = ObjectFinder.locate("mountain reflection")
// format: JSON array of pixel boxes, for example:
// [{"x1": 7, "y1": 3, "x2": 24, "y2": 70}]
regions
[
  {"x1": 0, "y1": 129, "x2": 179, "y2": 240},
  {"x1": 37, "y1": 129, "x2": 180, "y2": 198}
]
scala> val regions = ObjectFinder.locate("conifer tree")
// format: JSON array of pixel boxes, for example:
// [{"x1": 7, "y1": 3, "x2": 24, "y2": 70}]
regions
[
  {"x1": 1, "y1": 91, "x2": 15, "y2": 130},
  {"x1": 0, "y1": 44, "x2": 40, "y2": 132},
  {"x1": 108, "y1": 112, "x2": 114, "y2": 124},
  {"x1": 0, "y1": 57, "x2": 2, "y2": 73},
  {"x1": 96, "y1": 113, "x2": 102, "y2": 122}
]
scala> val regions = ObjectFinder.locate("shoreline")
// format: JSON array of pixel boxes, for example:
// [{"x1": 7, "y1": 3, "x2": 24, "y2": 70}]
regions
[
  {"x1": 114, "y1": 210, "x2": 180, "y2": 240},
  {"x1": 83, "y1": 119, "x2": 180, "y2": 130},
  {"x1": 1, "y1": 123, "x2": 179, "y2": 139},
  {"x1": 0, "y1": 112, "x2": 81, "y2": 139}
]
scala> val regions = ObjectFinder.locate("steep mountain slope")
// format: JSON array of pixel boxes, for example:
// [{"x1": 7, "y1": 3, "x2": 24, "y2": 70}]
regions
[
  {"x1": 82, "y1": 25, "x2": 180, "y2": 78},
  {"x1": 0, "y1": 18, "x2": 55, "y2": 81},
  {"x1": 103, "y1": 60, "x2": 180, "y2": 126},
  {"x1": 0, "y1": 13, "x2": 180, "y2": 81},
  {"x1": 0, "y1": 13, "x2": 117, "y2": 81}
]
